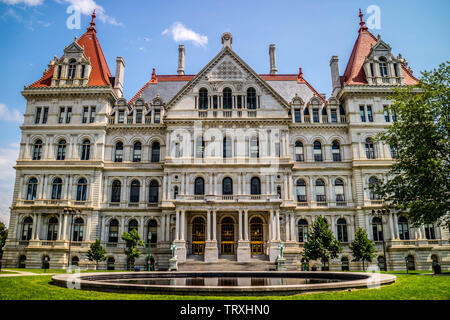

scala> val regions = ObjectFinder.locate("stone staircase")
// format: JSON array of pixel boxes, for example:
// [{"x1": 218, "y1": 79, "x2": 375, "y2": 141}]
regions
[{"x1": 178, "y1": 255, "x2": 276, "y2": 271}]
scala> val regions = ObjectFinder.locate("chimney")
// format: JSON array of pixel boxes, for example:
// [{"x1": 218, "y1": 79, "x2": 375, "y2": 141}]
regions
[
  {"x1": 329, "y1": 56, "x2": 341, "y2": 94},
  {"x1": 114, "y1": 56, "x2": 125, "y2": 98},
  {"x1": 177, "y1": 45, "x2": 185, "y2": 75},
  {"x1": 269, "y1": 44, "x2": 278, "y2": 75}
]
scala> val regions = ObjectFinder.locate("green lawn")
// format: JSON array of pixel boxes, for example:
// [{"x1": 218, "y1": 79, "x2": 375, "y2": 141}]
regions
[
  {"x1": 3, "y1": 268, "x2": 127, "y2": 274},
  {"x1": 0, "y1": 271, "x2": 448, "y2": 300}
]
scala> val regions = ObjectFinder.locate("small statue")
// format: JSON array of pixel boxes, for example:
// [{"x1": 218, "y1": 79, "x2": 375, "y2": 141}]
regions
[
  {"x1": 278, "y1": 242, "x2": 285, "y2": 259},
  {"x1": 170, "y1": 243, "x2": 177, "y2": 259}
]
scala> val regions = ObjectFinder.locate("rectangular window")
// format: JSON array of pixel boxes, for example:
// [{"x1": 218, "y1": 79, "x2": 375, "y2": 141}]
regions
[
  {"x1": 330, "y1": 109, "x2": 337, "y2": 123},
  {"x1": 213, "y1": 96, "x2": 218, "y2": 109},
  {"x1": 89, "y1": 107, "x2": 96, "y2": 123},
  {"x1": 394, "y1": 64, "x2": 399, "y2": 77},
  {"x1": 42, "y1": 107, "x2": 48, "y2": 124},
  {"x1": 392, "y1": 111, "x2": 397, "y2": 122},
  {"x1": 136, "y1": 110, "x2": 142, "y2": 124},
  {"x1": 58, "y1": 107, "x2": 65, "y2": 124},
  {"x1": 154, "y1": 110, "x2": 161, "y2": 123},
  {"x1": 360, "y1": 106, "x2": 366, "y2": 122},
  {"x1": 66, "y1": 107, "x2": 72, "y2": 123},
  {"x1": 118, "y1": 111, "x2": 124, "y2": 123},
  {"x1": 294, "y1": 109, "x2": 301, "y2": 123},
  {"x1": 82, "y1": 107, "x2": 88, "y2": 123},
  {"x1": 275, "y1": 142, "x2": 280, "y2": 157},
  {"x1": 370, "y1": 63, "x2": 374, "y2": 77},
  {"x1": 81, "y1": 65, "x2": 86, "y2": 79},
  {"x1": 367, "y1": 106, "x2": 373, "y2": 122},
  {"x1": 237, "y1": 96, "x2": 242, "y2": 109},
  {"x1": 383, "y1": 106, "x2": 390, "y2": 122},
  {"x1": 313, "y1": 109, "x2": 319, "y2": 123}
]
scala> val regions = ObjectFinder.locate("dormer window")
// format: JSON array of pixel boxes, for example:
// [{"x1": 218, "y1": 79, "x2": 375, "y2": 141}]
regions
[
  {"x1": 68, "y1": 59, "x2": 77, "y2": 79},
  {"x1": 57, "y1": 65, "x2": 62, "y2": 79},
  {"x1": 379, "y1": 57, "x2": 388, "y2": 77}
]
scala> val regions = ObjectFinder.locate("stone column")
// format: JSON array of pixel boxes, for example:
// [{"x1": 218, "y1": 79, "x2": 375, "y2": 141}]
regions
[
  {"x1": 181, "y1": 174, "x2": 185, "y2": 194},
  {"x1": 62, "y1": 214, "x2": 68, "y2": 241},
  {"x1": 290, "y1": 214, "x2": 296, "y2": 241},
  {"x1": 35, "y1": 214, "x2": 41, "y2": 240},
  {"x1": 162, "y1": 174, "x2": 167, "y2": 200},
  {"x1": 394, "y1": 213, "x2": 399, "y2": 239},
  {"x1": 389, "y1": 214, "x2": 395, "y2": 240},
  {"x1": 165, "y1": 214, "x2": 170, "y2": 242},
  {"x1": 269, "y1": 210, "x2": 274, "y2": 240},
  {"x1": 175, "y1": 210, "x2": 180, "y2": 241},
  {"x1": 213, "y1": 210, "x2": 217, "y2": 241},
  {"x1": 331, "y1": 216, "x2": 336, "y2": 238},
  {"x1": 180, "y1": 210, "x2": 185, "y2": 241},
  {"x1": 276, "y1": 210, "x2": 280, "y2": 240},
  {"x1": 244, "y1": 210, "x2": 249, "y2": 241},
  {"x1": 58, "y1": 213, "x2": 63, "y2": 241},
  {"x1": 206, "y1": 211, "x2": 211, "y2": 241},
  {"x1": 238, "y1": 210, "x2": 243, "y2": 240},
  {"x1": 285, "y1": 214, "x2": 290, "y2": 241}
]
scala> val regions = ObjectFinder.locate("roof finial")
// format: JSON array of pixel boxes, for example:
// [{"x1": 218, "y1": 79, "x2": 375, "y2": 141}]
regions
[
  {"x1": 358, "y1": 8, "x2": 368, "y2": 31},
  {"x1": 87, "y1": 9, "x2": 96, "y2": 32},
  {"x1": 298, "y1": 67, "x2": 304, "y2": 81},
  {"x1": 150, "y1": 68, "x2": 158, "y2": 84}
]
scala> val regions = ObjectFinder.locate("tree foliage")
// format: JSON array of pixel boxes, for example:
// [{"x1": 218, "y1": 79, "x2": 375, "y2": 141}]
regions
[
  {"x1": 305, "y1": 216, "x2": 342, "y2": 264},
  {"x1": 349, "y1": 228, "x2": 376, "y2": 271},
  {"x1": 373, "y1": 61, "x2": 450, "y2": 228},
  {"x1": 122, "y1": 229, "x2": 145, "y2": 269},
  {"x1": 87, "y1": 239, "x2": 106, "y2": 268},
  {"x1": 0, "y1": 222, "x2": 7, "y2": 260}
]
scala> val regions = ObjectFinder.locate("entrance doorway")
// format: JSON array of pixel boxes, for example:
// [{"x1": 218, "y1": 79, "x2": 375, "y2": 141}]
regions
[
  {"x1": 221, "y1": 217, "x2": 234, "y2": 255},
  {"x1": 250, "y1": 217, "x2": 263, "y2": 255},
  {"x1": 192, "y1": 217, "x2": 205, "y2": 255}
]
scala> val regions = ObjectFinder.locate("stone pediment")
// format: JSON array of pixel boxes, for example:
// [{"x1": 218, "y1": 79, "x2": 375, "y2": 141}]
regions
[
  {"x1": 64, "y1": 40, "x2": 84, "y2": 54},
  {"x1": 204, "y1": 58, "x2": 246, "y2": 81}
]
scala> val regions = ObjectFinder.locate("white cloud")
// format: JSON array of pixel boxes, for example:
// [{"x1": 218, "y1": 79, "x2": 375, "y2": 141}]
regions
[
  {"x1": 62, "y1": 0, "x2": 123, "y2": 26},
  {"x1": 0, "y1": 142, "x2": 20, "y2": 228},
  {"x1": 1, "y1": 0, "x2": 43, "y2": 6},
  {"x1": 0, "y1": 103, "x2": 23, "y2": 123},
  {"x1": 162, "y1": 22, "x2": 208, "y2": 47}
]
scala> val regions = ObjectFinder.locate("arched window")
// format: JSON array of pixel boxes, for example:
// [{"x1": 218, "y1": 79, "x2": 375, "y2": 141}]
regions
[
  {"x1": 372, "y1": 217, "x2": 384, "y2": 241},
  {"x1": 223, "y1": 88, "x2": 232, "y2": 109},
  {"x1": 32, "y1": 140, "x2": 43, "y2": 160},
  {"x1": 223, "y1": 136, "x2": 232, "y2": 158},
  {"x1": 19, "y1": 255, "x2": 27, "y2": 268},
  {"x1": 196, "y1": 136, "x2": 205, "y2": 158},
  {"x1": 148, "y1": 220, "x2": 157, "y2": 244},
  {"x1": 111, "y1": 180, "x2": 121, "y2": 203},
  {"x1": 47, "y1": 217, "x2": 58, "y2": 241},
  {"x1": 424, "y1": 223, "x2": 436, "y2": 240},
  {"x1": 406, "y1": 255, "x2": 415, "y2": 271},
  {"x1": 315, "y1": 179, "x2": 326, "y2": 202},
  {"x1": 73, "y1": 218, "x2": 84, "y2": 241},
  {"x1": 222, "y1": 177, "x2": 233, "y2": 195},
  {"x1": 194, "y1": 177, "x2": 205, "y2": 195},
  {"x1": 250, "y1": 135, "x2": 259, "y2": 158},
  {"x1": 199, "y1": 88, "x2": 208, "y2": 109},
  {"x1": 368, "y1": 176, "x2": 379, "y2": 200},
  {"x1": 365, "y1": 138, "x2": 375, "y2": 159},
  {"x1": 26, "y1": 177, "x2": 38, "y2": 200},
  {"x1": 251, "y1": 177, "x2": 261, "y2": 195},
  {"x1": 71, "y1": 256, "x2": 79, "y2": 266},
  {"x1": 313, "y1": 141, "x2": 323, "y2": 161},
  {"x1": 332, "y1": 140, "x2": 341, "y2": 162},
  {"x1": 335, "y1": 178, "x2": 345, "y2": 202},
  {"x1": 151, "y1": 142, "x2": 160, "y2": 162},
  {"x1": 247, "y1": 87, "x2": 257, "y2": 109},
  {"x1": 133, "y1": 142, "x2": 142, "y2": 162},
  {"x1": 130, "y1": 180, "x2": 140, "y2": 203},
  {"x1": 81, "y1": 139, "x2": 91, "y2": 160},
  {"x1": 276, "y1": 186, "x2": 282, "y2": 198},
  {"x1": 341, "y1": 257, "x2": 350, "y2": 271},
  {"x1": 379, "y1": 57, "x2": 388, "y2": 77},
  {"x1": 76, "y1": 178, "x2": 87, "y2": 201},
  {"x1": 108, "y1": 219, "x2": 119, "y2": 242},
  {"x1": 296, "y1": 179, "x2": 307, "y2": 202},
  {"x1": 336, "y1": 218, "x2": 348, "y2": 242},
  {"x1": 295, "y1": 141, "x2": 304, "y2": 162},
  {"x1": 398, "y1": 216, "x2": 409, "y2": 240},
  {"x1": 149, "y1": 180, "x2": 159, "y2": 203},
  {"x1": 114, "y1": 142, "x2": 123, "y2": 162},
  {"x1": 51, "y1": 177, "x2": 63, "y2": 200},
  {"x1": 298, "y1": 219, "x2": 308, "y2": 242},
  {"x1": 377, "y1": 256, "x2": 386, "y2": 271},
  {"x1": 22, "y1": 217, "x2": 33, "y2": 241},
  {"x1": 56, "y1": 140, "x2": 66, "y2": 160},
  {"x1": 128, "y1": 219, "x2": 138, "y2": 233},
  {"x1": 68, "y1": 59, "x2": 77, "y2": 79},
  {"x1": 107, "y1": 257, "x2": 115, "y2": 270}
]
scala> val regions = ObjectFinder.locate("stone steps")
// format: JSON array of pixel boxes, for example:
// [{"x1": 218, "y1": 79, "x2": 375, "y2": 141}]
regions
[{"x1": 179, "y1": 257, "x2": 276, "y2": 271}]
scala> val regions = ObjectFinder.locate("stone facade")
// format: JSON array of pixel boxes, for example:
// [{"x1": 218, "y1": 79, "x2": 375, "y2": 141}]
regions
[{"x1": 2, "y1": 12, "x2": 449, "y2": 272}]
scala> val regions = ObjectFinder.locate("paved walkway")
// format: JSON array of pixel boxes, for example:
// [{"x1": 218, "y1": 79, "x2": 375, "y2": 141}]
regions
[{"x1": 0, "y1": 269, "x2": 57, "y2": 277}]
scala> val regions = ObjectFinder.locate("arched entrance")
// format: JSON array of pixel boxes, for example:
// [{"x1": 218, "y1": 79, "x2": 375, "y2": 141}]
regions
[
  {"x1": 250, "y1": 217, "x2": 263, "y2": 255},
  {"x1": 221, "y1": 217, "x2": 234, "y2": 255},
  {"x1": 192, "y1": 217, "x2": 206, "y2": 255}
]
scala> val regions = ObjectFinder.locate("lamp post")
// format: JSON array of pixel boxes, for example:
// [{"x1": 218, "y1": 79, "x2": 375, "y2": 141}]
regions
[
  {"x1": 405, "y1": 256, "x2": 409, "y2": 274},
  {"x1": 147, "y1": 231, "x2": 152, "y2": 271},
  {"x1": 44, "y1": 256, "x2": 49, "y2": 273},
  {"x1": 65, "y1": 207, "x2": 77, "y2": 269},
  {"x1": 303, "y1": 233, "x2": 308, "y2": 271}
]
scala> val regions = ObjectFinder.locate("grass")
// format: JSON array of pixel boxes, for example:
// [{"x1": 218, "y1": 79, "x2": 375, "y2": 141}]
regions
[
  {"x1": 3, "y1": 268, "x2": 128, "y2": 274},
  {"x1": 0, "y1": 271, "x2": 448, "y2": 300}
]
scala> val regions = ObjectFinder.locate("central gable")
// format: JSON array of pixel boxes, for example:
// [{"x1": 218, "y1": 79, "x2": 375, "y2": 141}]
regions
[{"x1": 205, "y1": 57, "x2": 246, "y2": 81}]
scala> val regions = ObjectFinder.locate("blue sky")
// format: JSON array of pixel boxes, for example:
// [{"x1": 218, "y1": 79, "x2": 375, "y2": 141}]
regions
[{"x1": 0, "y1": 0, "x2": 449, "y2": 225}]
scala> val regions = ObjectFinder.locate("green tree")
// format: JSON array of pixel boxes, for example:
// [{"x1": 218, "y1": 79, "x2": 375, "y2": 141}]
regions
[
  {"x1": 349, "y1": 228, "x2": 375, "y2": 271},
  {"x1": 122, "y1": 229, "x2": 145, "y2": 270},
  {"x1": 87, "y1": 239, "x2": 106, "y2": 270},
  {"x1": 373, "y1": 61, "x2": 450, "y2": 228},
  {"x1": 0, "y1": 222, "x2": 8, "y2": 261},
  {"x1": 305, "y1": 216, "x2": 342, "y2": 269}
]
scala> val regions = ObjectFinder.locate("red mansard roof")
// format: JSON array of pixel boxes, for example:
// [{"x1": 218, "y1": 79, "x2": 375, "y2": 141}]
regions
[
  {"x1": 29, "y1": 11, "x2": 112, "y2": 88},
  {"x1": 342, "y1": 9, "x2": 418, "y2": 86}
]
